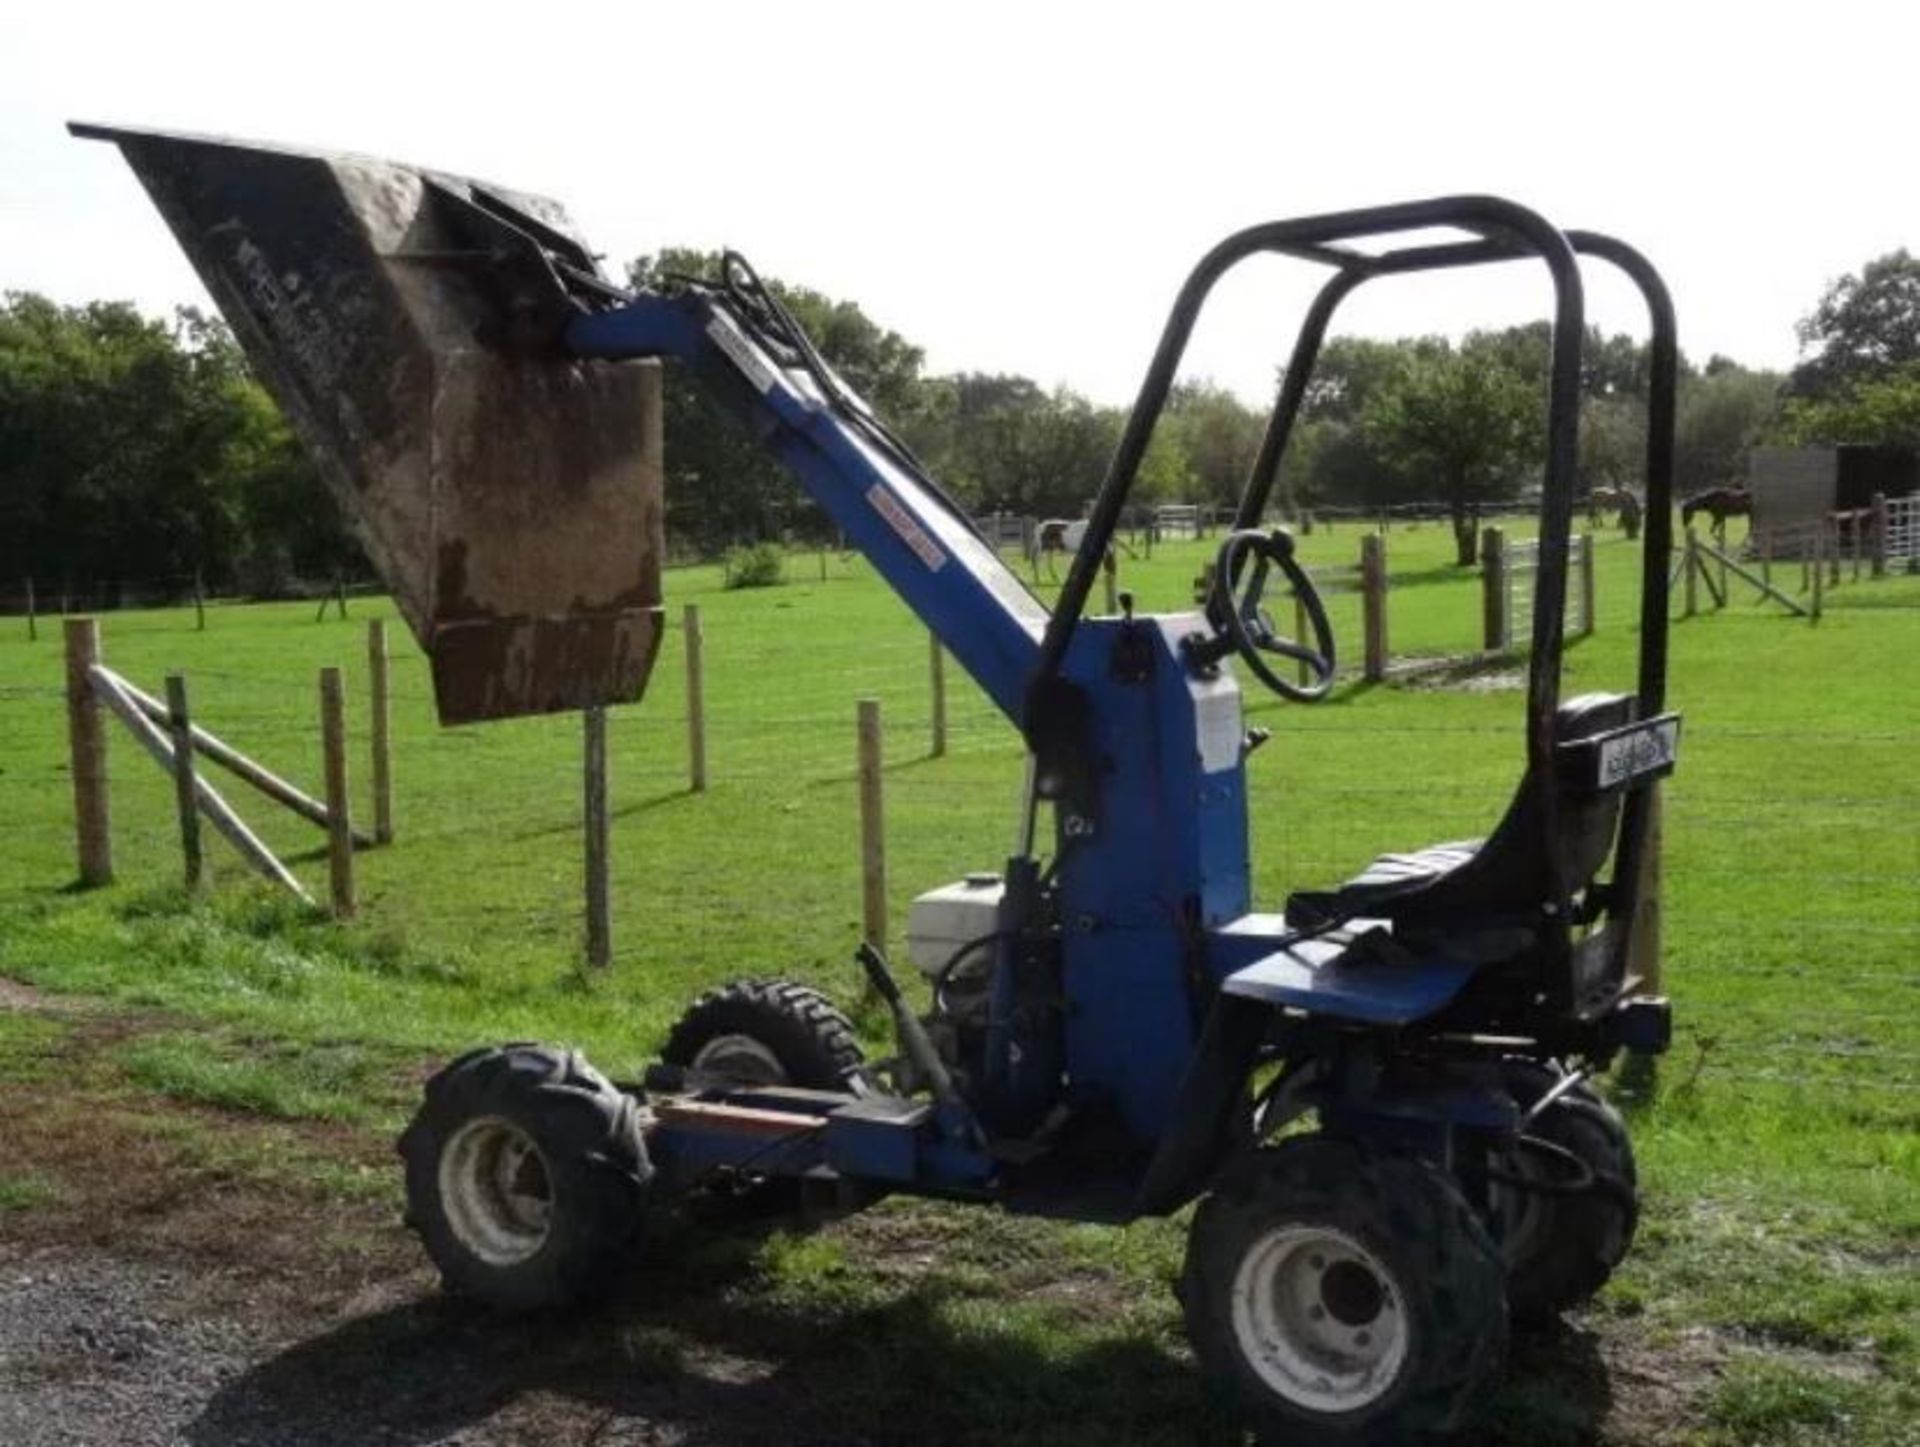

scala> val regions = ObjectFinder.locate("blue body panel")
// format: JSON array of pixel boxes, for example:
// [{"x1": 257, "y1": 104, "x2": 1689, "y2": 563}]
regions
[
  {"x1": 1054, "y1": 616, "x2": 1254, "y2": 1139},
  {"x1": 1216, "y1": 927, "x2": 1478, "y2": 1024}
]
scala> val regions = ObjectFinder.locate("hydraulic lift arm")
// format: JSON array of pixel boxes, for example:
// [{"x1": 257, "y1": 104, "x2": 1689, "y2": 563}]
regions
[{"x1": 565, "y1": 281, "x2": 1049, "y2": 724}]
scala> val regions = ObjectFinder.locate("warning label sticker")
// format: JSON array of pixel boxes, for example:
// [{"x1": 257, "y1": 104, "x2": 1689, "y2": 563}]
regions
[
  {"x1": 1193, "y1": 679, "x2": 1243, "y2": 774},
  {"x1": 705, "y1": 314, "x2": 779, "y2": 395},
  {"x1": 867, "y1": 485, "x2": 947, "y2": 571}
]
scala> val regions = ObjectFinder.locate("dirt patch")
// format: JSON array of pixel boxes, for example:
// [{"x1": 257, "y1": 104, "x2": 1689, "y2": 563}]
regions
[
  {"x1": 1397, "y1": 658, "x2": 1528, "y2": 692},
  {"x1": 0, "y1": 977, "x2": 47, "y2": 1012}
]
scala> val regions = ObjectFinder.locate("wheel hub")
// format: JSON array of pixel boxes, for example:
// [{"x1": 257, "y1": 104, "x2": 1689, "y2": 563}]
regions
[
  {"x1": 689, "y1": 1033, "x2": 789, "y2": 1085},
  {"x1": 1230, "y1": 1224, "x2": 1409, "y2": 1412},
  {"x1": 438, "y1": 1116, "x2": 553, "y2": 1266}
]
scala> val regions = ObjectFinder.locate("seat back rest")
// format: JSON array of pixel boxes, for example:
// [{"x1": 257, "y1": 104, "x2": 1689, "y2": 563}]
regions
[
  {"x1": 1389, "y1": 692, "x2": 1636, "y2": 928},
  {"x1": 1554, "y1": 692, "x2": 1638, "y2": 886}
]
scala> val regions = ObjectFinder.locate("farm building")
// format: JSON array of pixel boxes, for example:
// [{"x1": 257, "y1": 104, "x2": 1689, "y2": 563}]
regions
[{"x1": 1746, "y1": 445, "x2": 1918, "y2": 558}]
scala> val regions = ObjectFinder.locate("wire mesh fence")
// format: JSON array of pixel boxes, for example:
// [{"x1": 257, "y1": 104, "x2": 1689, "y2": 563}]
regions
[{"x1": 3, "y1": 535, "x2": 1914, "y2": 1122}]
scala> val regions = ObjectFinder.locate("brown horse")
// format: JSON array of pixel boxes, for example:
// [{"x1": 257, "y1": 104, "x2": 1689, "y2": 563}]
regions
[
  {"x1": 1588, "y1": 486, "x2": 1639, "y2": 521},
  {"x1": 1030, "y1": 518, "x2": 1120, "y2": 584},
  {"x1": 1680, "y1": 486, "x2": 1752, "y2": 539}
]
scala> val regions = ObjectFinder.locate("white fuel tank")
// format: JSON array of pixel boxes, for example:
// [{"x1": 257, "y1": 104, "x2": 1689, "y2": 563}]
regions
[{"x1": 906, "y1": 873, "x2": 1004, "y2": 980}]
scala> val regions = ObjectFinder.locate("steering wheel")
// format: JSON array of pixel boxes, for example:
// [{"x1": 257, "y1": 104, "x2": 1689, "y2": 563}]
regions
[{"x1": 1207, "y1": 528, "x2": 1336, "y2": 702}]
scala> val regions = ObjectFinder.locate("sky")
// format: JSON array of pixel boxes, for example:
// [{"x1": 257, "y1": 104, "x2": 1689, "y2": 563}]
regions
[{"x1": 4, "y1": 1, "x2": 1913, "y2": 407}]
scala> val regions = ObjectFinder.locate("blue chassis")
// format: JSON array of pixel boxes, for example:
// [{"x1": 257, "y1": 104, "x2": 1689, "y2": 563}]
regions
[{"x1": 570, "y1": 292, "x2": 1487, "y2": 1206}]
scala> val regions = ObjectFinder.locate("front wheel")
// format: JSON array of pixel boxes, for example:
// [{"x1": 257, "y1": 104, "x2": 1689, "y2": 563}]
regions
[
  {"x1": 399, "y1": 1043, "x2": 651, "y2": 1312},
  {"x1": 1181, "y1": 1136, "x2": 1506, "y2": 1445}
]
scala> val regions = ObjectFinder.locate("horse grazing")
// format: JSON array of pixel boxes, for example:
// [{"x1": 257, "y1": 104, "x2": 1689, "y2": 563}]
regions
[
  {"x1": 1030, "y1": 518, "x2": 1119, "y2": 585},
  {"x1": 1680, "y1": 486, "x2": 1752, "y2": 539},
  {"x1": 1588, "y1": 486, "x2": 1641, "y2": 525}
]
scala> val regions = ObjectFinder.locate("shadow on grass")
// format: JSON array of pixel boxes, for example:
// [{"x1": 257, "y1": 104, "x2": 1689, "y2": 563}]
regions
[
  {"x1": 498, "y1": 788, "x2": 698, "y2": 843},
  {"x1": 802, "y1": 752, "x2": 954, "y2": 791},
  {"x1": 188, "y1": 1241, "x2": 1224, "y2": 1446},
  {"x1": 189, "y1": 1224, "x2": 1620, "y2": 1447}
]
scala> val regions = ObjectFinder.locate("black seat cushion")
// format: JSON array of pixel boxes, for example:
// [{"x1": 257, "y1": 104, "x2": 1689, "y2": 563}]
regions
[
  {"x1": 1286, "y1": 842, "x2": 1481, "y2": 928},
  {"x1": 1285, "y1": 693, "x2": 1635, "y2": 931}
]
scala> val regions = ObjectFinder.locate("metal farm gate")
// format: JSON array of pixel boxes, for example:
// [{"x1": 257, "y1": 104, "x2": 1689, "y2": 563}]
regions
[
  {"x1": 1500, "y1": 535, "x2": 1592, "y2": 649},
  {"x1": 1887, "y1": 494, "x2": 1920, "y2": 568}
]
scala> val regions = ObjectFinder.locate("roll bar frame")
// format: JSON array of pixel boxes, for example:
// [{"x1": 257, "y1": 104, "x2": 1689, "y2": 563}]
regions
[{"x1": 1037, "y1": 199, "x2": 1677, "y2": 970}]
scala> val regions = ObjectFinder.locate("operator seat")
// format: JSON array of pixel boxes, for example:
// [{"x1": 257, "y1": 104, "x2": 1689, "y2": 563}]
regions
[{"x1": 1286, "y1": 693, "x2": 1637, "y2": 932}]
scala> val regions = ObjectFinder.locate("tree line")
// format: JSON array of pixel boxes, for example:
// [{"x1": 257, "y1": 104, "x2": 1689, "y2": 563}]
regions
[{"x1": 4, "y1": 248, "x2": 1916, "y2": 594}]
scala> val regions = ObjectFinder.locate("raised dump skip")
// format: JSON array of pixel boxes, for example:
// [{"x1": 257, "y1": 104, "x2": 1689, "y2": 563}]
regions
[{"x1": 74, "y1": 123, "x2": 664, "y2": 724}]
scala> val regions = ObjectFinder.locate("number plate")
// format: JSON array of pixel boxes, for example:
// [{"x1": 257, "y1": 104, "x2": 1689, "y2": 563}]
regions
[{"x1": 1572, "y1": 714, "x2": 1681, "y2": 790}]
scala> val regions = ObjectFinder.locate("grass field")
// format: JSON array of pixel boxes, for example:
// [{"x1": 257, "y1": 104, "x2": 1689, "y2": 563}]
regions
[{"x1": 1, "y1": 519, "x2": 1915, "y2": 1443}]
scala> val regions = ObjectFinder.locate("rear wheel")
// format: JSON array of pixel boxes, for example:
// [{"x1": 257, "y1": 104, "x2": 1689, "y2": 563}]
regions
[
  {"x1": 661, "y1": 979, "x2": 868, "y2": 1091},
  {"x1": 1492, "y1": 1061, "x2": 1638, "y2": 1323},
  {"x1": 1182, "y1": 1136, "x2": 1506, "y2": 1445},
  {"x1": 399, "y1": 1044, "x2": 650, "y2": 1311}
]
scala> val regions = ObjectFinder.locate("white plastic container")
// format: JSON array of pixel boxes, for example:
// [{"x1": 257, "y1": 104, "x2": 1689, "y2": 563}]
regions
[{"x1": 906, "y1": 873, "x2": 1004, "y2": 980}]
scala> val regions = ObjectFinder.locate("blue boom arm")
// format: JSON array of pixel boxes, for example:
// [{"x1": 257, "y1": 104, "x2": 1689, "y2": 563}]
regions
[{"x1": 567, "y1": 292, "x2": 1048, "y2": 723}]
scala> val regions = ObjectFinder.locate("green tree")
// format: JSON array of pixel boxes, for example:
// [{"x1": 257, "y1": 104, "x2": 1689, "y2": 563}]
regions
[
  {"x1": 627, "y1": 250, "x2": 928, "y2": 551},
  {"x1": 1362, "y1": 346, "x2": 1540, "y2": 564},
  {"x1": 0, "y1": 294, "x2": 343, "y2": 598},
  {"x1": 1789, "y1": 249, "x2": 1920, "y2": 397},
  {"x1": 1288, "y1": 338, "x2": 1430, "y2": 514},
  {"x1": 1676, "y1": 364, "x2": 1783, "y2": 488},
  {"x1": 1773, "y1": 362, "x2": 1920, "y2": 449},
  {"x1": 1579, "y1": 396, "x2": 1644, "y2": 494},
  {"x1": 1165, "y1": 381, "x2": 1265, "y2": 512}
]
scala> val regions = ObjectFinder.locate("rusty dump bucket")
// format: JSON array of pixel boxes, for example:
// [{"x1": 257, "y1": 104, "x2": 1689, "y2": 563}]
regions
[{"x1": 73, "y1": 123, "x2": 664, "y2": 723}]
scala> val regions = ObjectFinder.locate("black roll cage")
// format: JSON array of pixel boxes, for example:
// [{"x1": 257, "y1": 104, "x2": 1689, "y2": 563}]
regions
[{"x1": 1034, "y1": 196, "x2": 1677, "y2": 989}]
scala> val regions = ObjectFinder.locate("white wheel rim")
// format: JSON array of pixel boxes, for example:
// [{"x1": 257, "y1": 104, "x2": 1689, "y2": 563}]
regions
[
  {"x1": 690, "y1": 1033, "x2": 788, "y2": 1085},
  {"x1": 1230, "y1": 1224, "x2": 1410, "y2": 1414},
  {"x1": 438, "y1": 1116, "x2": 552, "y2": 1266}
]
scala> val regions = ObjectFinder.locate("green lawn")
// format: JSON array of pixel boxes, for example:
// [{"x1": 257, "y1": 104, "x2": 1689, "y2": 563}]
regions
[{"x1": 1, "y1": 519, "x2": 1915, "y2": 1443}]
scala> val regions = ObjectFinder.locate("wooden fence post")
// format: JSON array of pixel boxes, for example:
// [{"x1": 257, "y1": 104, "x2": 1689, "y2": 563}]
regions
[
  {"x1": 1626, "y1": 788, "x2": 1665, "y2": 997},
  {"x1": 1683, "y1": 527, "x2": 1699, "y2": 617},
  {"x1": 1871, "y1": 493, "x2": 1889, "y2": 577},
  {"x1": 165, "y1": 674, "x2": 205, "y2": 892},
  {"x1": 684, "y1": 603, "x2": 707, "y2": 792},
  {"x1": 65, "y1": 618, "x2": 112, "y2": 886},
  {"x1": 1480, "y1": 526, "x2": 1506, "y2": 650},
  {"x1": 929, "y1": 631, "x2": 948, "y2": 758},
  {"x1": 857, "y1": 698, "x2": 886, "y2": 951},
  {"x1": 1360, "y1": 533, "x2": 1387, "y2": 682},
  {"x1": 193, "y1": 570, "x2": 206, "y2": 632},
  {"x1": 1811, "y1": 525, "x2": 1824, "y2": 622},
  {"x1": 89, "y1": 666, "x2": 313, "y2": 900},
  {"x1": 25, "y1": 577, "x2": 36, "y2": 641},
  {"x1": 367, "y1": 619, "x2": 394, "y2": 844},
  {"x1": 583, "y1": 706, "x2": 611, "y2": 969},
  {"x1": 1578, "y1": 532, "x2": 1596, "y2": 636},
  {"x1": 1827, "y1": 520, "x2": 1841, "y2": 586},
  {"x1": 319, "y1": 667, "x2": 355, "y2": 918}
]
